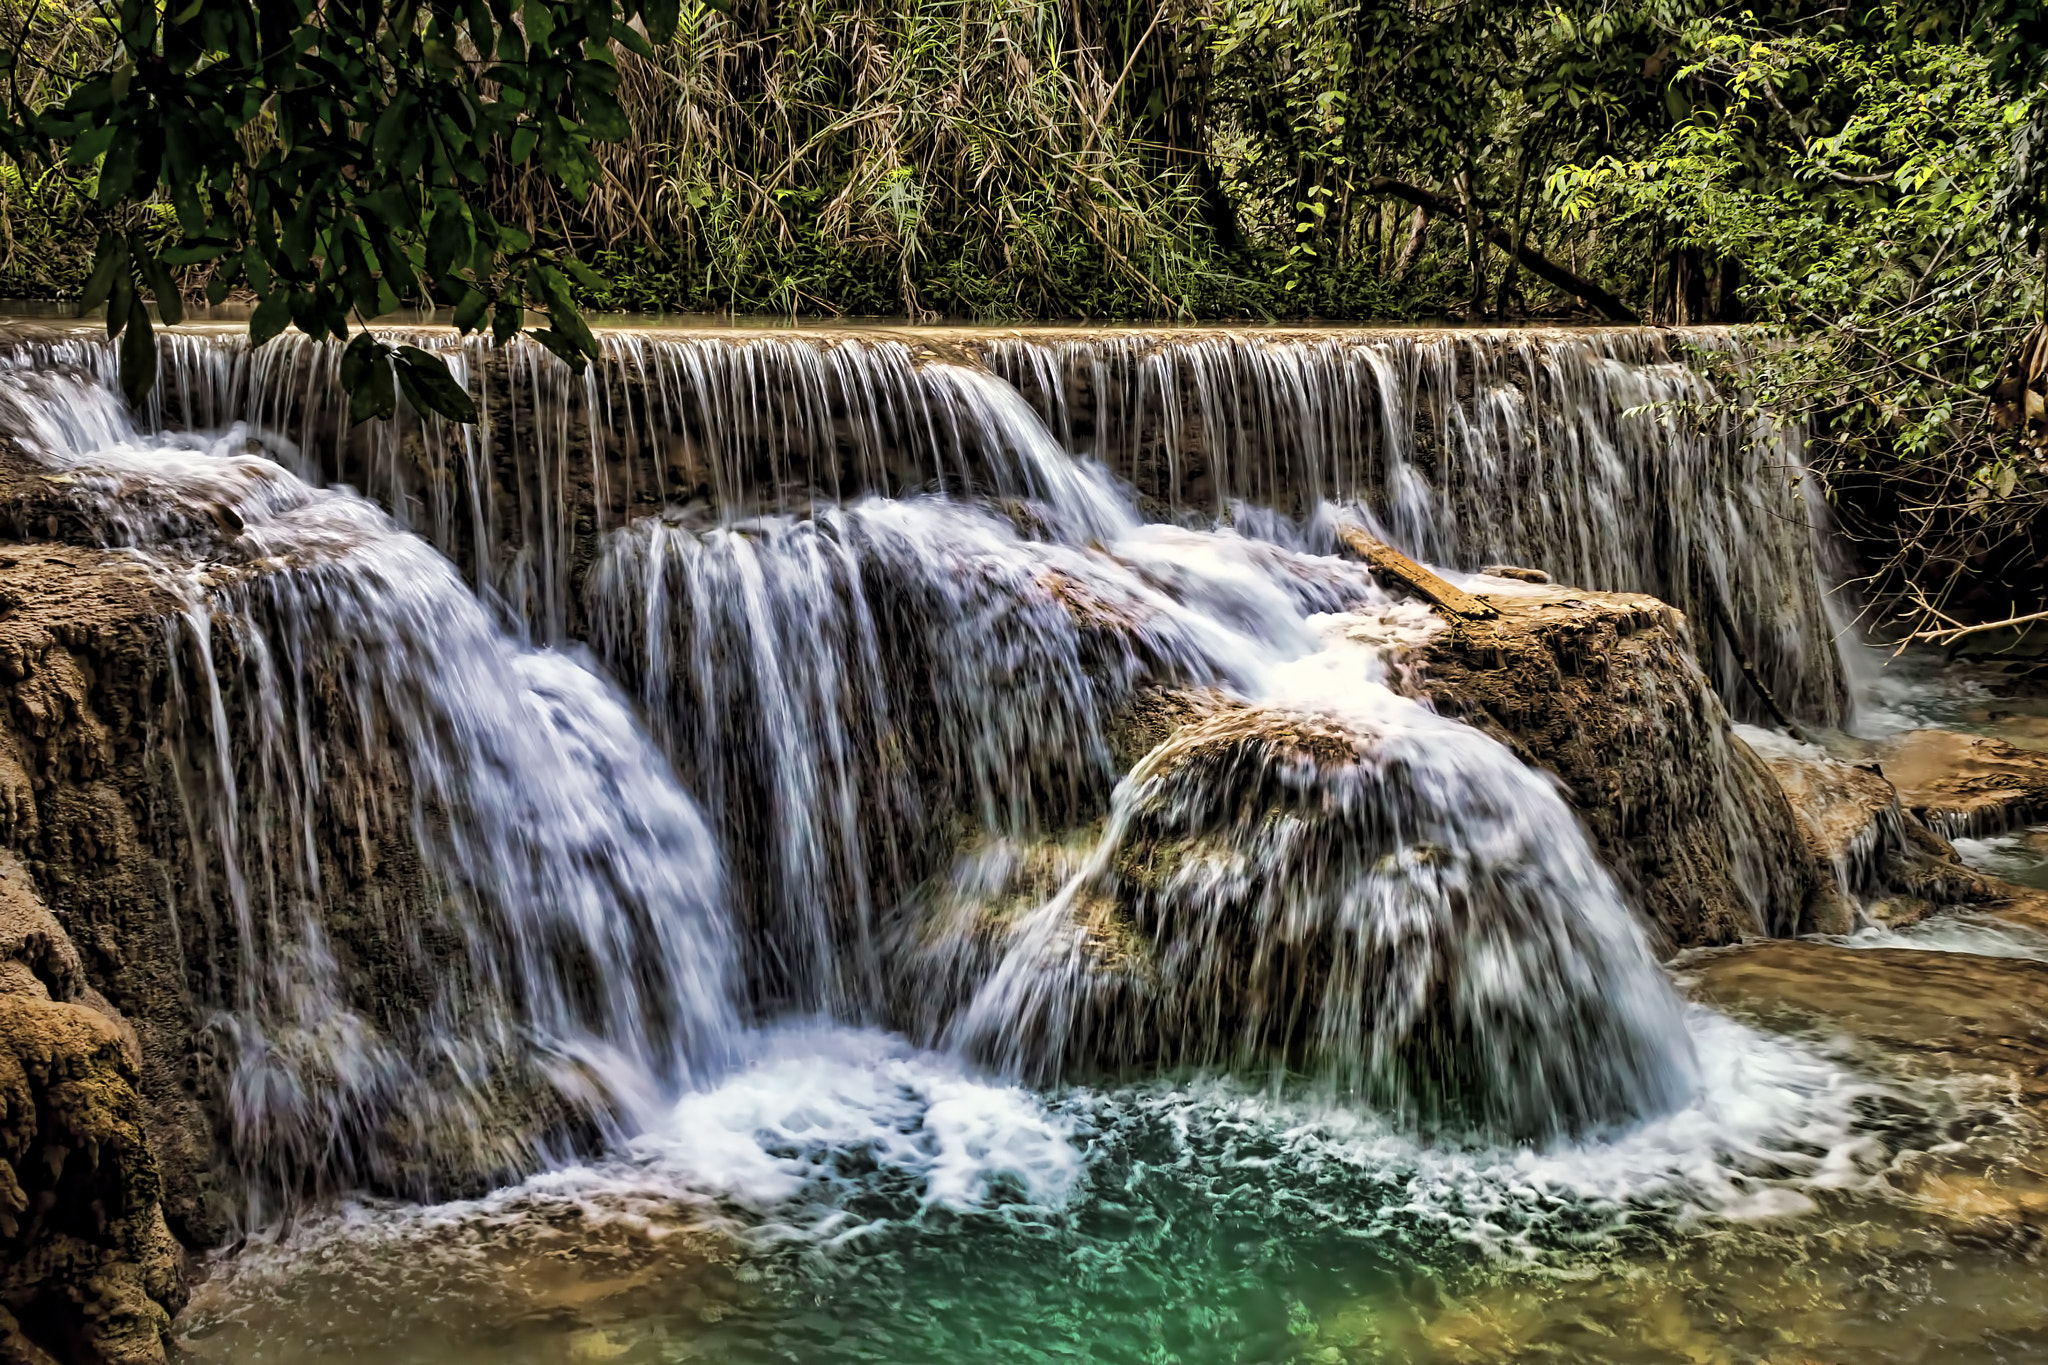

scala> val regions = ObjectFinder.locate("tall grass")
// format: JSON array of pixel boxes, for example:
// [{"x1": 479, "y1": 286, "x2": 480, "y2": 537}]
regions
[{"x1": 491, "y1": 0, "x2": 1225, "y2": 317}]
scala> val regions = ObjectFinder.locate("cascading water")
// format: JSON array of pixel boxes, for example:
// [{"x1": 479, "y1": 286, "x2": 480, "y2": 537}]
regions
[
  {"x1": 0, "y1": 319, "x2": 1921, "y2": 1364},
  {"x1": 0, "y1": 359, "x2": 738, "y2": 1215},
  {"x1": 577, "y1": 404, "x2": 1700, "y2": 1138},
  {"x1": 0, "y1": 320, "x2": 1845, "y2": 723}
]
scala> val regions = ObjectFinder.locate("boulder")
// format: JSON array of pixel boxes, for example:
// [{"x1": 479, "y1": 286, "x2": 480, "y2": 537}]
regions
[
  {"x1": 918, "y1": 690, "x2": 1698, "y2": 1142},
  {"x1": 1404, "y1": 585, "x2": 1834, "y2": 947},
  {"x1": 0, "y1": 860, "x2": 182, "y2": 1365},
  {"x1": 1741, "y1": 729, "x2": 1993, "y2": 926}
]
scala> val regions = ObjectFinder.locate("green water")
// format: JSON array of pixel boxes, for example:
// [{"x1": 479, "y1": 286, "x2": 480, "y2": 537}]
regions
[{"x1": 179, "y1": 1012, "x2": 2048, "y2": 1365}]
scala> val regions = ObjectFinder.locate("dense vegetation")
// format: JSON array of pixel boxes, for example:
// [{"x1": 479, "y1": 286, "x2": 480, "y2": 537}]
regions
[{"x1": 0, "y1": 0, "x2": 2046, "y2": 629}]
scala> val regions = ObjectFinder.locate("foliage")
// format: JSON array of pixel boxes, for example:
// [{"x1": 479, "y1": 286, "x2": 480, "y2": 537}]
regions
[
  {"x1": 0, "y1": 0, "x2": 694, "y2": 416},
  {"x1": 1548, "y1": 6, "x2": 2047, "y2": 624},
  {"x1": 11, "y1": 0, "x2": 2048, "y2": 627}
]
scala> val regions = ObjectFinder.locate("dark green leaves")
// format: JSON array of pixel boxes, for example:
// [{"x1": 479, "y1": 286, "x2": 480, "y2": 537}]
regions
[
  {"x1": 395, "y1": 345, "x2": 478, "y2": 422},
  {"x1": 336, "y1": 336, "x2": 477, "y2": 424},
  {"x1": 343, "y1": 334, "x2": 398, "y2": 424},
  {"x1": 77, "y1": 235, "x2": 129, "y2": 316},
  {"x1": 24, "y1": 0, "x2": 685, "y2": 422},
  {"x1": 117, "y1": 292, "x2": 154, "y2": 408}
]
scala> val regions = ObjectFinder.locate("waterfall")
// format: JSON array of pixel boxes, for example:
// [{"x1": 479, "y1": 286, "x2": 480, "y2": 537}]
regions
[
  {"x1": 0, "y1": 359, "x2": 739, "y2": 1217},
  {"x1": 0, "y1": 319, "x2": 1750, "y2": 1213},
  {"x1": 0, "y1": 321, "x2": 1839, "y2": 723},
  {"x1": 584, "y1": 419, "x2": 1699, "y2": 1138}
]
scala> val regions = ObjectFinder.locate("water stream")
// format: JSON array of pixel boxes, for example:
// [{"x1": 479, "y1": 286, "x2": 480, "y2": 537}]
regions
[{"x1": 0, "y1": 322, "x2": 2026, "y2": 1362}]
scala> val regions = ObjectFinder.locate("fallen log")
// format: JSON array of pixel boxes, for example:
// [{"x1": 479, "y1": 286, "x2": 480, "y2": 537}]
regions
[{"x1": 1335, "y1": 523, "x2": 1498, "y2": 620}]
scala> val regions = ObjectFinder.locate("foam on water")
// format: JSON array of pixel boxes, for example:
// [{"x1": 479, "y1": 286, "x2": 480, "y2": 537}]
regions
[
  {"x1": 623, "y1": 1025, "x2": 1084, "y2": 1231},
  {"x1": 190, "y1": 1003, "x2": 1887, "y2": 1316},
  {"x1": 1827, "y1": 914, "x2": 2048, "y2": 962}
]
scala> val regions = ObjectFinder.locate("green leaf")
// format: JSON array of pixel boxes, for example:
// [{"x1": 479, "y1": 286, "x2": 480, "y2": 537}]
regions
[
  {"x1": 64, "y1": 123, "x2": 118, "y2": 169},
  {"x1": 138, "y1": 249, "x2": 184, "y2": 327},
  {"x1": 96, "y1": 134, "x2": 139, "y2": 205},
  {"x1": 563, "y1": 258, "x2": 606, "y2": 291},
  {"x1": 527, "y1": 263, "x2": 599, "y2": 360},
  {"x1": 77, "y1": 235, "x2": 128, "y2": 315},
  {"x1": 529, "y1": 327, "x2": 590, "y2": 373},
  {"x1": 106, "y1": 272, "x2": 133, "y2": 339},
  {"x1": 119, "y1": 293, "x2": 156, "y2": 408},
  {"x1": 643, "y1": 0, "x2": 681, "y2": 44},
  {"x1": 338, "y1": 331, "x2": 384, "y2": 390},
  {"x1": 490, "y1": 298, "x2": 524, "y2": 346},
  {"x1": 347, "y1": 349, "x2": 398, "y2": 425},
  {"x1": 425, "y1": 198, "x2": 475, "y2": 283},
  {"x1": 522, "y1": 0, "x2": 555, "y2": 53},
  {"x1": 393, "y1": 345, "x2": 479, "y2": 422},
  {"x1": 611, "y1": 18, "x2": 654, "y2": 58},
  {"x1": 248, "y1": 291, "x2": 292, "y2": 348},
  {"x1": 372, "y1": 89, "x2": 417, "y2": 166},
  {"x1": 451, "y1": 287, "x2": 488, "y2": 333},
  {"x1": 155, "y1": 240, "x2": 230, "y2": 266}
]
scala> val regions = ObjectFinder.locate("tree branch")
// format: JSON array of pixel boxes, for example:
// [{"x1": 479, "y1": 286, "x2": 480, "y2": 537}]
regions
[
  {"x1": 1367, "y1": 175, "x2": 1638, "y2": 322},
  {"x1": 1904, "y1": 607, "x2": 2048, "y2": 646}
]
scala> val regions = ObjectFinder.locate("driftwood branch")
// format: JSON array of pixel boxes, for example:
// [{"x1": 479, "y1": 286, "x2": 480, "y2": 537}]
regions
[
  {"x1": 1367, "y1": 176, "x2": 1639, "y2": 323},
  {"x1": 1905, "y1": 607, "x2": 2048, "y2": 646},
  {"x1": 1334, "y1": 523, "x2": 1498, "y2": 620}
]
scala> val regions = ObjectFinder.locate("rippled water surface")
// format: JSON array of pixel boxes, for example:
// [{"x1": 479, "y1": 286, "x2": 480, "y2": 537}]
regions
[{"x1": 178, "y1": 1010, "x2": 2048, "y2": 1365}]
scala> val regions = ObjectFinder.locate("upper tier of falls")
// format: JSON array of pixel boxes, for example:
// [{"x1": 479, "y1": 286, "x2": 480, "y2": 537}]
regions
[
  {"x1": 0, "y1": 320, "x2": 1846, "y2": 726},
  {"x1": 0, "y1": 318, "x2": 1823, "y2": 1227}
]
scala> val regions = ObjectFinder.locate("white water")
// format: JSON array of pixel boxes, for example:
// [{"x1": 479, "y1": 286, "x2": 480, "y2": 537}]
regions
[
  {"x1": 187, "y1": 1002, "x2": 1887, "y2": 1335},
  {"x1": 0, "y1": 361, "x2": 741, "y2": 1212},
  {"x1": 0, "y1": 333, "x2": 1882, "y2": 1269}
]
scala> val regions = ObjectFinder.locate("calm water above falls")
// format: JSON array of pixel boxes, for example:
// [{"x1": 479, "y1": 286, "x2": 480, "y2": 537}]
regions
[{"x1": 0, "y1": 324, "x2": 2034, "y2": 1363}]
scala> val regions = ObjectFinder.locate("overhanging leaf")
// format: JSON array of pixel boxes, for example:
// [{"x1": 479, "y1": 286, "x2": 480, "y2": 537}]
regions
[
  {"x1": 393, "y1": 345, "x2": 479, "y2": 422},
  {"x1": 118, "y1": 293, "x2": 156, "y2": 407}
]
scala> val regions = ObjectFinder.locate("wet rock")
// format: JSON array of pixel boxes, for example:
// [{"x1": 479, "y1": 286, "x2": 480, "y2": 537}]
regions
[
  {"x1": 923, "y1": 693, "x2": 1697, "y2": 1142},
  {"x1": 1741, "y1": 730, "x2": 1994, "y2": 927},
  {"x1": 1879, "y1": 728, "x2": 2048, "y2": 840},
  {"x1": 1686, "y1": 940, "x2": 2048, "y2": 1100},
  {"x1": 1477, "y1": 564, "x2": 1551, "y2": 584},
  {"x1": 0, "y1": 546, "x2": 228, "y2": 1257},
  {"x1": 0, "y1": 865, "x2": 183, "y2": 1365},
  {"x1": 1405, "y1": 585, "x2": 1832, "y2": 948}
]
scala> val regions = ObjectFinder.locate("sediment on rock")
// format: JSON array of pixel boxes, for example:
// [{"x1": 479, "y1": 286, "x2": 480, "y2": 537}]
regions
[
  {"x1": 0, "y1": 539, "x2": 225, "y2": 1258},
  {"x1": 1, "y1": 854, "x2": 183, "y2": 1365},
  {"x1": 1740, "y1": 729, "x2": 1994, "y2": 927},
  {"x1": 1878, "y1": 729, "x2": 2048, "y2": 840},
  {"x1": 1403, "y1": 584, "x2": 1831, "y2": 948}
]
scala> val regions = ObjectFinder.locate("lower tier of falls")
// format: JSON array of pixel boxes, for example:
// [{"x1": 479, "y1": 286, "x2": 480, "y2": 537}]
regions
[{"x1": 0, "y1": 319, "x2": 1977, "y2": 1365}]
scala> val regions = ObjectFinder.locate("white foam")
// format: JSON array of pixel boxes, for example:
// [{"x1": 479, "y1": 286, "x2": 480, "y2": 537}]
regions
[
  {"x1": 1828, "y1": 914, "x2": 2048, "y2": 962},
  {"x1": 219, "y1": 1003, "x2": 1882, "y2": 1279},
  {"x1": 624, "y1": 1026, "x2": 1083, "y2": 1225}
]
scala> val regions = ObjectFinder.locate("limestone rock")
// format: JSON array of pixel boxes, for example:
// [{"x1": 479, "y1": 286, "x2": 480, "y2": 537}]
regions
[
  {"x1": 1879, "y1": 728, "x2": 2048, "y2": 840},
  {"x1": 1404, "y1": 585, "x2": 1832, "y2": 948},
  {"x1": 1742, "y1": 730, "x2": 1993, "y2": 926},
  {"x1": 1685, "y1": 939, "x2": 2048, "y2": 1103},
  {"x1": 0, "y1": 871, "x2": 183, "y2": 1365}
]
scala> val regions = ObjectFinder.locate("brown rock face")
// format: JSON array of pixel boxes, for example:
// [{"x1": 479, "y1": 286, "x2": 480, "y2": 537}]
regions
[
  {"x1": 1406, "y1": 586, "x2": 1831, "y2": 949},
  {"x1": 0, "y1": 858, "x2": 184, "y2": 1365},
  {"x1": 1745, "y1": 734, "x2": 1993, "y2": 927},
  {"x1": 1686, "y1": 940, "x2": 2048, "y2": 1103},
  {"x1": 1880, "y1": 729, "x2": 2048, "y2": 840},
  {"x1": 0, "y1": 541, "x2": 220, "y2": 1257}
]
